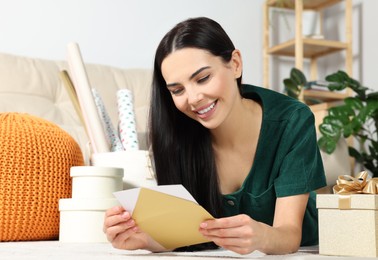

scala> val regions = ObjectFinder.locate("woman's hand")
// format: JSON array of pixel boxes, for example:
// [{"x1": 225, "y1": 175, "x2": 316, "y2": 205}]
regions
[
  {"x1": 199, "y1": 214, "x2": 266, "y2": 255},
  {"x1": 199, "y1": 194, "x2": 308, "y2": 255},
  {"x1": 103, "y1": 206, "x2": 166, "y2": 252}
]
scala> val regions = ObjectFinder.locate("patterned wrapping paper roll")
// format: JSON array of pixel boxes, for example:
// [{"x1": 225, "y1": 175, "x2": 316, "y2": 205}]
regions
[
  {"x1": 91, "y1": 88, "x2": 124, "y2": 152},
  {"x1": 117, "y1": 89, "x2": 139, "y2": 151}
]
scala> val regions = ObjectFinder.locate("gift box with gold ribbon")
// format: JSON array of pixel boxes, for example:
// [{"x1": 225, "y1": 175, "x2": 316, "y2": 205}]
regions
[{"x1": 317, "y1": 171, "x2": 378, "y2": 257}]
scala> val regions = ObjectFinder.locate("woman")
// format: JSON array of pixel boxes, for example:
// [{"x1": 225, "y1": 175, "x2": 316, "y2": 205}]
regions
[{"x1": 103, "y1": 17, "x2": 326, "y2": 255}]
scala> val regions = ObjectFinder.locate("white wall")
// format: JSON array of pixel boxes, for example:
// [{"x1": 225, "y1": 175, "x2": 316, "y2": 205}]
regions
[
  {"x1": 0, "y1": 0, "x2": 264, "y2": 85},
  {"x1": 350, "y1": 0, "x2": 378, "y2": 91},
  {"x1": 0, "y1": 0, "x2": 377, "y2": 90}
]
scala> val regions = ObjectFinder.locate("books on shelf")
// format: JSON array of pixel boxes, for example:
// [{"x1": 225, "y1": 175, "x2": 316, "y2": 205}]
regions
[{"x1": 307, "y1": 80, "x2": 346, "y2": 94}]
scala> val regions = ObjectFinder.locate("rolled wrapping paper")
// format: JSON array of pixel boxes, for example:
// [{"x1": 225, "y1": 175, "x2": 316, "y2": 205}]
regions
[
  {"x1": 66, "y1": 42, "x2": 109, "y2": 153},
  {"x1": 117, "y1": 89, "x2": 139, "y2": 150},
  {"x1": 91, "y1": 88, "x2": 124, "y2": 152}
]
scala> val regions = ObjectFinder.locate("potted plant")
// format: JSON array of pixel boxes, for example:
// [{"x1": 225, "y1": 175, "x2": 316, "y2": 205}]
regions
[
  {"x1": 284, "y1": 68, "x2": 378, "y2": 177},
  {"x1": 317, "y1": 71, "x2": 378, "y2": 177}
]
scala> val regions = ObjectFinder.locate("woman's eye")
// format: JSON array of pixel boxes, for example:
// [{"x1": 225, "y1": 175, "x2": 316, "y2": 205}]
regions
[
  {"x1": 198, "y1": 75, "x2": 210, "y2": 84},
  {"x1": 170, "y1": 88, "x2": 184, "y2": 95}
]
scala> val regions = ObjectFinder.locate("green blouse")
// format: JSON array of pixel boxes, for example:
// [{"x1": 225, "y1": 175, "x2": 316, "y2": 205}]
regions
[{"x1": 222, "y1": 84, "x2": 326, "y2": 246}]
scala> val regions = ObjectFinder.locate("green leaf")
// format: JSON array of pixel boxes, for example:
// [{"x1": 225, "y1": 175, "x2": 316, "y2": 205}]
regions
[
  {"x1": 348, "y1": 78, "x2": 362, "y2": 90},
  {"x1": 368, "y1": 145, "x2": 378, "y2": 158},
  {"x1": 342, "y1": 124, "x2": 353, "y2": 138},
  {"x1": 319, "y1": 123, "x2": 341, "y2": 139},
  {"x1": 367, "y1": 91, "x2": 378, "y2": 100},
  {"x1": 284, "y1": 78, "x2": 298, "y2": 91},
  {"x1": 344, "y1": 97, "x2": 363, "y2": 110},
  {"x1": 287, "y1": 88, "x2": 299, "y2": 99},
  {"x1": 290, "y1": 68, "x2": 307, "y2": 86},
  {"x1": 366, "y1": 99, "x2": 378, "y2": 115},
  {"x1": 325, "y1": 71, "x2": 349, "y2": 83},
  {"x1": 322, "y1": 116, "x2": 344, "y2": 129},
  {"x1": 350, "y1": 116, "x2": 364, "y2": 133},
  {"x1": 350, "y1": 79, "x2": 369, "y2": 95},
  {"x1": 318, "y1": 136, "x2": 337, "y2": 154},
  {"x1": 372, "y1": 140, "x2": 378, "y2": 153},
  {"x1": 332, "y1": 104, "x2": 355, "y2": 116},
  {"x1": 327, "y1": 82, "x2": 346, "y2": 91},
  {"x1": 317, "y1": 136, "x2": 327, "y2": 148},
  {"x1": 356, "y1": 106, "x2": 372, "y2": 124},
  {"x1": 348, "y1": 146, "x2": 363, "y2": 162},
  {"x1": 328, "y1": 106, "x2": 354, "y2": 124},
  {"x1": 283, "y1": 78, "x2": 300, "y2": 98}
]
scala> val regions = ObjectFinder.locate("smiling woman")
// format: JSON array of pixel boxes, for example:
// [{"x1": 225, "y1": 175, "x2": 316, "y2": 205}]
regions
[
  {"x1": 162, "y1": 48, "x2": 242, "y2": 128},
  {"x1": 103, "y1": 17, "x2": 327, "y2": 255}
]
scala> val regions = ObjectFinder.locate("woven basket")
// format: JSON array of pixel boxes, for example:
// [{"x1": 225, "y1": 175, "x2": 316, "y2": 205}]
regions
[{"x1": 0, "y1": 113, "x2": 84, "y2": 241}]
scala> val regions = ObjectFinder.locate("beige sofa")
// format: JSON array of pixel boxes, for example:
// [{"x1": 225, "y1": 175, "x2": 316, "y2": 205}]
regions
[
  {"x1": 0, "y1": 52, "x2": 350, "y2": 190},
  {"x1": 0, "y1": 52, "x2": 152, "y2": 164}
]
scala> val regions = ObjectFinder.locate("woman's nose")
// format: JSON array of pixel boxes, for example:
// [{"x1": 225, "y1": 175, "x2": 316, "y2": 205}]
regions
[{"x1": 187, "y1": 88, "x2": 203, "y2": 105}]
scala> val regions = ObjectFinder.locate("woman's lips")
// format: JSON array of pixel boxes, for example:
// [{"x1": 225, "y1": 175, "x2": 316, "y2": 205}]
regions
[{"x1": 195, "y1": 100, "x2": 217, "y2": 119}]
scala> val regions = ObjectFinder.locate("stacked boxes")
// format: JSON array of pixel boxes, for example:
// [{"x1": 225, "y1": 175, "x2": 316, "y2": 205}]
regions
[{"x1": 59, "y1": 166, "x2": 124, "y2": 242}]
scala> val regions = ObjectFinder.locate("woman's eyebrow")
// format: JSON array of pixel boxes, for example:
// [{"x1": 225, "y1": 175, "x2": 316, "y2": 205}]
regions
[
  {"x1": 189, "y1": 66, "x2": 210, "y2": 80},
  {"x1": 166, "y1": 66, "x2": 211, "y2": 88}
]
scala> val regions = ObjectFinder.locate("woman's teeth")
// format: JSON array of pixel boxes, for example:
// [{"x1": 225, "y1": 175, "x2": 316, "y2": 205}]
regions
[{"x1": 198, "y1": 102, "x2": 216, "y2": 115}]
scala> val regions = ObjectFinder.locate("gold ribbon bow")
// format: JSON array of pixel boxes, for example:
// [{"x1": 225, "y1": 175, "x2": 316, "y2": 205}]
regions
[{"x1": 333, "y1": 171, "x2": 378, "y2": 195}]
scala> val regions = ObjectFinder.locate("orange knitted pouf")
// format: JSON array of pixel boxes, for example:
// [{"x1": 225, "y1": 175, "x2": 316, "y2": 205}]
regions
[{"x1": 0, "y1": 113, "x2": 84, "y2": 241}]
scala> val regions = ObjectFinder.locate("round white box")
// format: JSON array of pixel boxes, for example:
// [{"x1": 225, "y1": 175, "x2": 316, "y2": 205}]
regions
[
  {"x1": 59, "y1": 198, "x2": 119, "y2": 243},
  {"x1": 70, "y1": 166, "x2": 124, "y2": 199}
]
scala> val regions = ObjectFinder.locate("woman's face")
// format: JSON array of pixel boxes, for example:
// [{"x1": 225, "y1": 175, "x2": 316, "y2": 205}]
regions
[{"x1": 161, "y1": 48, "x2": 242, "y2": 129}]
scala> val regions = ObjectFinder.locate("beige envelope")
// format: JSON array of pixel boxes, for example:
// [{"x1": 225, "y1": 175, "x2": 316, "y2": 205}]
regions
[{"x1": 115, "y1": 186, "x2": 214, "y2": 249}]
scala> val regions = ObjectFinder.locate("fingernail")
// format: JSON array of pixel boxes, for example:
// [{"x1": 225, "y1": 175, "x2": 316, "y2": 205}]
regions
[{"x1": 200, "y1": 222, "x2": 207, "y2": 228}]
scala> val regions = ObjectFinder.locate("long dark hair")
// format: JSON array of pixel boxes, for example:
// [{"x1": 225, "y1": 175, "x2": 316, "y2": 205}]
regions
[{"x1": 149, "y1": 17, "x2": 242, "y2": 249}]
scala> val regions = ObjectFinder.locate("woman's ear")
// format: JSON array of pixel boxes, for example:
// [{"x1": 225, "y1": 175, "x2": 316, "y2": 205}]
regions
[{"x1": 231, "y1": 49, "x2": 243, "y2": 78}]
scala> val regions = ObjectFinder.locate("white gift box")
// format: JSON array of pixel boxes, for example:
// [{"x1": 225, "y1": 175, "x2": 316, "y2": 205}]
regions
[
  {"x1": 317, "y1": 194, "x2": 378, "y2": 257},
  {"x1": 59, "y1": 198, "x2": 119, "y2": 243},
  {"x1": 70, "y1": 166, "x2": 124, "y2": 198},
  {"x1": 59, "y1": 166, "x2": 124, "y2": 243},
  {"x1": 91, "y1": 151, "x2": 157, "y2": 189}
]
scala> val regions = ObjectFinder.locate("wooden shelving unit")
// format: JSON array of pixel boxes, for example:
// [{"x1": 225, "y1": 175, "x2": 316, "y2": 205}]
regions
[
  {"x1": 266, "y1": 0, "x2": 343, "y2": 10},
  {"x1": 263, "y1": 0, "x2": 353, "y2": 100},
  {"x1": 268, "y1": 38, "x2": 348, "y2": 58}
]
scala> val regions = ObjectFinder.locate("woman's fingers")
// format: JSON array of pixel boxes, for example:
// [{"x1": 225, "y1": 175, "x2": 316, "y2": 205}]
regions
[
  {"x1": 107, "y1": 206, "x2": 123, "y2": 213},
  {"x1": 199, "y1": 215, "x2": 261, "y2": 254},
  {"x1": 105, "y1": 217, "x2": 136, "y2": 242},
  {"x1": 104, "y1": 206, "x2": 126, "y2": 219},
  {"x1": 202, "y1": 214, "x2": 250, "y2": 228},
  {"x1": 102, "y1": 206, "x2": 157, "y2": 251},
  {"x1": 201, "y1": 223, "x2": 253, "y2": 240},
  {"x1": 104, "y1": 207, "x2": 129, "y2": 229},
  {"x1": 110, "y1": 224, "x2": 139, "y2": 249},
  {"x1": 103, "y1": 206, "x2": 136, "y2": 240}
]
